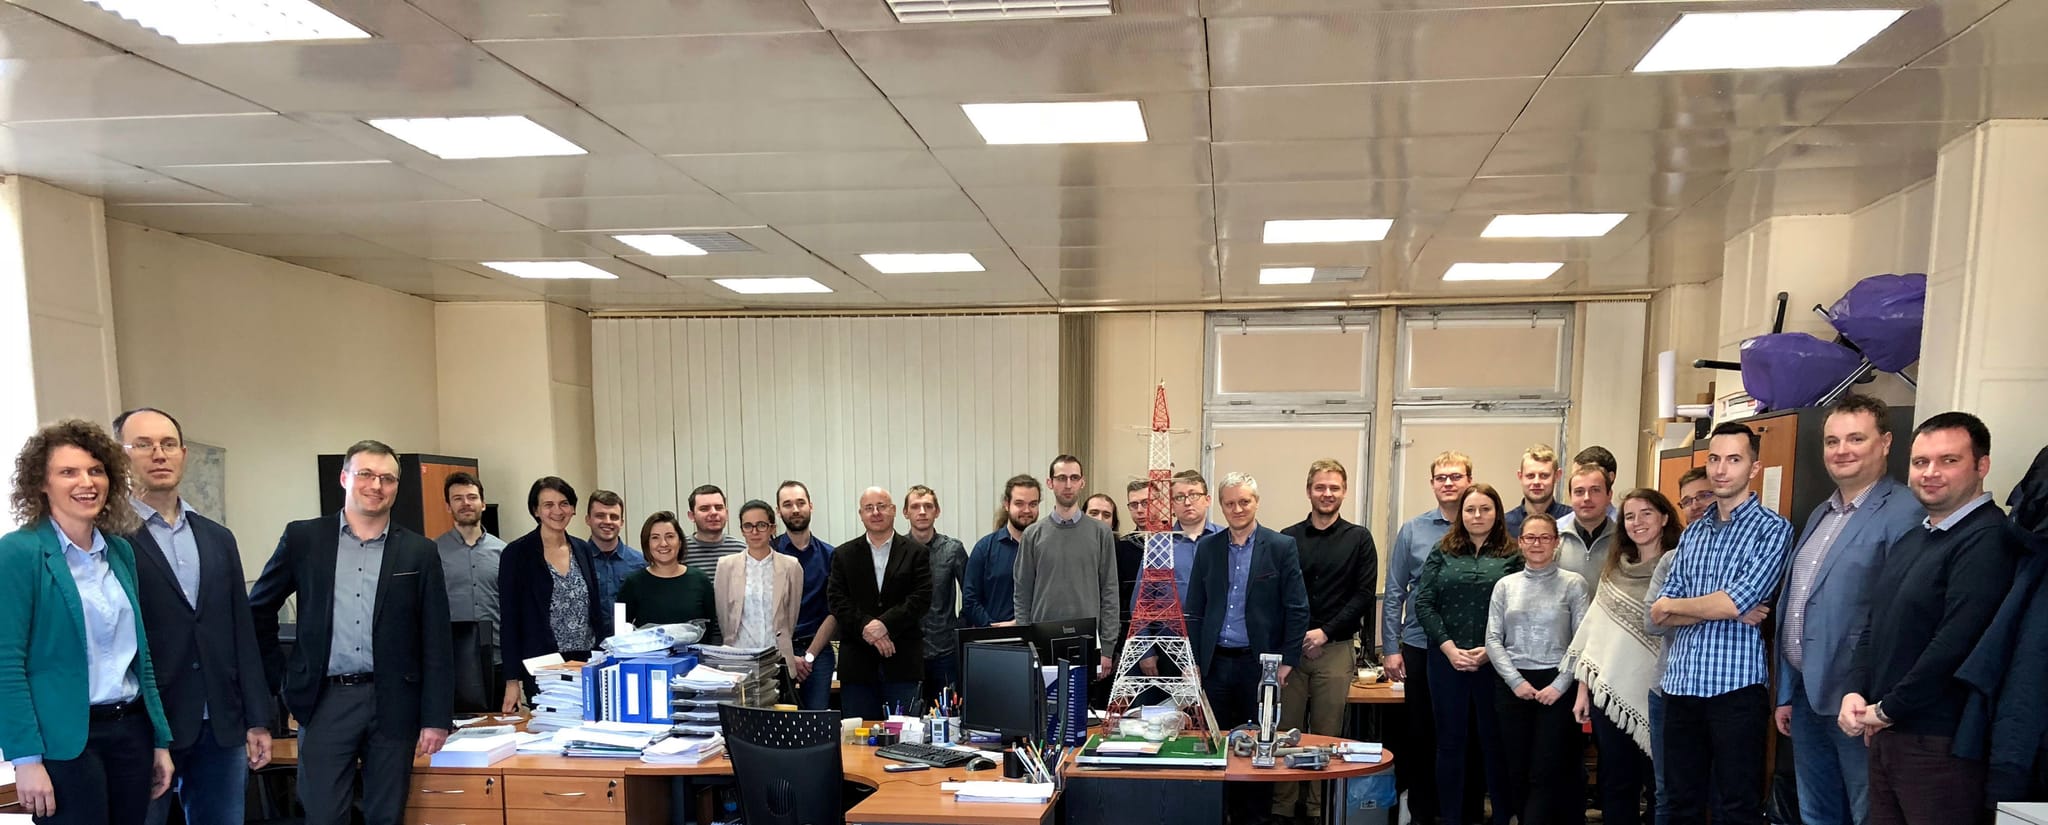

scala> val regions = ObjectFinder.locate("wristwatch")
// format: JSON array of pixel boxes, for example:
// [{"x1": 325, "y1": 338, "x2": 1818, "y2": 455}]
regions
[
  {"x1": 1870, "y1": 702, "x2": 1891, "y2": 725},
  {"x1": 804, "y1": 651, "x2": 816, "y2": 664}
]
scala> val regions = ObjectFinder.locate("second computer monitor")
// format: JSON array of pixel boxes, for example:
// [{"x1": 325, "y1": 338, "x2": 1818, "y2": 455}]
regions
[
  {"x1": 961, "y1": 641, "x2": 1043, "y2": 740},
  {"x1": 957, "y1": 617, "x2": 1098, "y2": 673}
]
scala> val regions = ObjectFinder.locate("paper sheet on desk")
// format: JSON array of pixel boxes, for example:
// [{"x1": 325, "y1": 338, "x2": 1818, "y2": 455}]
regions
[{"x1": 941, "y1": 781, "x2": 1055, "y2": 803}]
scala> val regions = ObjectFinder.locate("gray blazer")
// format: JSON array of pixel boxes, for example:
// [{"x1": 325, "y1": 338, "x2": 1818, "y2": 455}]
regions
[{"x1": 1775, "y1": 476, "x2": 1924, "y2": 715}]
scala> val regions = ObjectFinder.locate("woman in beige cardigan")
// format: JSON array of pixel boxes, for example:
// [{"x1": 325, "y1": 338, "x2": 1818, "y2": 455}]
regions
[{"x1": 716, "y1": 499, "x2": 804, "y2": 691}]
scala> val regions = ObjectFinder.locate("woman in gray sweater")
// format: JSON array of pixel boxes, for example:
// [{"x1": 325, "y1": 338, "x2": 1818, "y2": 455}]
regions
[{"x1": 1486, "y1": 512, "x2": 1592, "y2": 825}]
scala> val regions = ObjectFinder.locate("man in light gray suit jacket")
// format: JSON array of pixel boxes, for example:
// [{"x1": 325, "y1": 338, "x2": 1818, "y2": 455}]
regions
[{"x1": 1773, "y1": 395, "x2": 1925, "y2": 825}]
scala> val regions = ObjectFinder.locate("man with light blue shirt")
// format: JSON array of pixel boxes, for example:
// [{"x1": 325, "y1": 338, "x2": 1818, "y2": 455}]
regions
[
  {"x1": 1136, "y1": 469, "x2": 1222, "y2": 677},
  {"x1": 1651, "y1": 422, "x2": 1794, "y2": 825},
  {"x1": 1382, "y1": 449, "x2": 1472, "y2": 825},
  {"x1": 964, "y1": 475, "x2": 1039, "y2": 627},
  {"x1": 116, "y1": 408, "x2": 275, "y2": 825},
  {"x1": 773, "y1": 480, "x2": 839, "y2": 710}
]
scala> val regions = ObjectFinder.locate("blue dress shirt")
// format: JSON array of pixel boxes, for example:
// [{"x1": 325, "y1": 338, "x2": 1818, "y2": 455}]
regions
[{"x1": 1219, "y1": 531, "x2": 1255, "y2": 649}]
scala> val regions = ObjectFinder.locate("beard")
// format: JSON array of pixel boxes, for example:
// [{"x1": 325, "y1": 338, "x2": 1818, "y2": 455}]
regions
[
  {"x1": 783, "y1": 512, "x2": 811, "y2": 533},
  {"x1": 1008, "y1": 515, "x2": 1033, "y2": 533},
  {"x1": 454, "y1": 511, "x2": 482, "y2": 527}
]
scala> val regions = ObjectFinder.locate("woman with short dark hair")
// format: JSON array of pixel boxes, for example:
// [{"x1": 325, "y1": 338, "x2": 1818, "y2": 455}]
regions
[{"x1": 497, "y1": 476, "x2": 611, "y2": 712}]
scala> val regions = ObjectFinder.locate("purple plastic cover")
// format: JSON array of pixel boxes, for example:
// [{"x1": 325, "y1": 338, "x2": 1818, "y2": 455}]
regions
[
  {"x1": 1740, "y1": 333, "x2": 1867, "y2": 411},
  {"x1": 1829, "y1": 273, "x2": 1926, "y2": 372}
]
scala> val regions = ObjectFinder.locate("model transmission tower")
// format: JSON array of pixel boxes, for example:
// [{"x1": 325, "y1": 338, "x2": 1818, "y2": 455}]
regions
[{"x1": 1103, "y1": 382, "x2": 1220, "y2": 748}]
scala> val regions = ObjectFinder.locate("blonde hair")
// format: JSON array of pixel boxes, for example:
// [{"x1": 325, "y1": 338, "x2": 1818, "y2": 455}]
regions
[
  {"x1": 1431, "y1": 450, "x2": 1474, "y2": 479},
  {"x1": 1306, "y1": 458, "x2": 1348, "y2": 488},
  {"x1": 1521, "y1": 444, "x2": 1558, "y2": 472}
]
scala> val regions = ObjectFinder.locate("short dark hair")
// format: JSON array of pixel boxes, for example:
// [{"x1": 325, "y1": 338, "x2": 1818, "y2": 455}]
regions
[
  {"x1": 527, "y1": 476, "x2": 578, "y2": 515},
  {"x1": 1829, "y1": 393, "x2": 1892, "y2": 436},
  {"x1": 1085, "y1": 493, "x2": 1122, "y2": 533},
  {"x1": 639, "y1": 510, "x2": 684, "y2": 550},
  {"x1": 1049, "y1": 454, "x2": 1083, "y2": 476},
  {"x1": 688, "y1": 484, "x2": 724, "y2": 511},
  {"x1": 777, "y1": 480, "x2": 810, "y2": 502},
  {"x1": 738, "y1": 499, "x2": 775, "y2": 523},
  {"x1": 1440, "y1": 483, "x2": 1513, "y2": 559},
  {"x1": 1171, "y1": 469, "x2": 1208, "y2": 494},
  {"x1": 906, "y1": 484, "x2": 939, "y2": 507},
  {"x1": 1678, "y1": 467, "x2": 1708, "y2": 488},
  {"x1": 1914, "y1": 411, "x2": 1991, "y2": 459},
  {"x1": 588, "y1": 489, "x2": 624, "y2": 513},
  {"x1": 1573, "y1": 445, "x2": 1618, "y2": 478},
  {"x1": 1125, "y1": 479, "x2": 1150, "y2": 495},
  {"x1": 1003, "y1": 474, "x2": 1041, "y2": 502},
  {"x1": 112, "y1": 406, "x2": 184, "y2": 443},
  {"x1": 1708, "y1": 422, "x2": 1761, "y2": 459},
  {"x1": 444, "y1": 471, "x2": 483, "y2": 501},
  {"x1": 344, "y1": 439, "x2": 397, "y2": 470}
]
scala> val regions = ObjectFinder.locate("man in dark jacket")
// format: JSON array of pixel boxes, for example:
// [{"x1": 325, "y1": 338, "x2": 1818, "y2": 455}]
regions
[{"x1": 827, "y1": 487, "x2": 932, "y2": 721}]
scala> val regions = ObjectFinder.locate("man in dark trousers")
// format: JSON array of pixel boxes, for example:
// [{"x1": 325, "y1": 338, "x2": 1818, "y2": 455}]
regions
[
  {"x1": 250, "y1": 440, "x2": 453, "y2": 825},
  {"x1": 117, "y1": 408, "x2": 274, "y2": 825},
  {"x1": 827, "y1": 486, "x2": 932, "y2": 721},
  {"x1": 1187, "y1": 471, "x2": 1310, "y2": 824},
  {"x1": 1840, "y1": 412, "x2": 2020, "y2": 825},
  {"x1": 1274, "y1": 459, "x2": 1376, "y2": 822}
]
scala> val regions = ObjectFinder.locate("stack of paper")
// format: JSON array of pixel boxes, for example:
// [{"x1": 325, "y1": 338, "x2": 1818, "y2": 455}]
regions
[
  {"x1": 512, "y1": 731, "x2": 562, "y2": 755},
  {"x1": 430, "y1": 731, "x2": 519, "y2": 768},
  {"x1": 558, "y1": 721, "x2": 674, "y2": 758},
  {"x1": 943, "y1": 781, "x2": 1056, "y2": 804},
  {"x1": 604, "y1": 622, "x2": 705, "y2": 656},
  {"x1": 1332, "y1": 741, "x2": 1385, "y2": 764},
  {"x1": 528, "y1": 661, "x2": 589, "y2": 731},
  {"x1": 641, "y1": 733, "x2": 725, "y2": 765}
]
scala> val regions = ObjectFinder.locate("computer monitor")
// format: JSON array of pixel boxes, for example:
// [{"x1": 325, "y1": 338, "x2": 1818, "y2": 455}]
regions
[
  {"x1": 961, "y1": 641, "x2": 1043, "y2": 741},
  {"x1": 957, "y1": 617, "x2": 1097, "y2": 675}
]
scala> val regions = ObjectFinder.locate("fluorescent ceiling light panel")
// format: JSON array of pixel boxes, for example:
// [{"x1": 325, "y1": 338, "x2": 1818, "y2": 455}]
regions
[
  {"x1": 365, "y1": 116, "x2": 586, "y2": 160},
  {"x1": 1263, "y1": 219, "x2": 1393, "y2": 244},
  {"x1": 1258, "y1": 267, "x2": 1317, "y2": 285},
  {"x1": 860, "y1": 253, "x2": 986, "y2": 274},
  {"x1": 715, "y1": 277, "x2": 833, "y2": 295},
  {"x1": 961, "y1": 101, "x2": 1147, "y2": 145},
  {"x1": 887, "y1": 0, "x2": 1111, "y2": 23},
  {"x1": 613, "y1": 234, "x2": 708, "y2": 256},
  {"x1": 85, "y1": 0, "x2": 372, "y2": 44},
  {"x1": 1442, "y1": 262, "x2": 1563, "y2": 282},
  {"x1": 482, "y1": 261, "x2": 616, "y2": 280},
  {"x1": 1633, "y1": 10, "x2": 1907, "y2": 72},
  {"x1": 1481, "y1": 213, "x2": 1629, "y2": 238}
]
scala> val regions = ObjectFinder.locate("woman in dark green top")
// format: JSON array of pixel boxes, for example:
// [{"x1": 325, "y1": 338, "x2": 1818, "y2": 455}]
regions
[
  {"x1": 615, "y1": 511, "x2": 718, "y2": 635},
  {"x1": 1417, "y1": 482, "x2": 1522, "y2": 825}
]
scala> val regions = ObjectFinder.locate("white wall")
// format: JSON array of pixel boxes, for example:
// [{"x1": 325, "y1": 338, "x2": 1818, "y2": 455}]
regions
[
  {"x1": 1086, "y1": 311, "x2": 1205, "y2": 498},
  {"x1": 435, "y1": 301, "x2": 596, "y2": 539},
  {"x1": 108, "y1": 221, "x2": 440, "y2": 572}
]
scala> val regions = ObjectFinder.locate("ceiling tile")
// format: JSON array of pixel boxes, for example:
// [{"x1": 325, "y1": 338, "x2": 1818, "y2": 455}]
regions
[
  {"x1": 1551, "y1": 0, "x2": 2001, "y2": 77},
  {"x1": 491, "y1": 194, "x2": 758, "y2": 232},
  {"x1": 1213, "y1": 179, "x2": 1468, "y2": 239},
  {"x1": 481, "y1": 32, "x2": 878, "y2": 106},
  {"x1": 1203, "y1": 0, "x2": 1570, "y2": 13},
  {"x1": 807, "y1": 0, "x2": 1199, "y2": 30},
  {"x1": 405, "y1": 154, "x2": 717, "y2": 199},
  {"x1": 0, "y1": 5, "x2": 120, "y2": 59},
  {"x1": 834, "y1": 19, "x2": 1206, "y2": 97},
  {"x1": 1479, "y1": 128, "x2": 1798, "y2": 177},
  {"x1": 1914, "y1": 0, "x2": 2048, "y2": 70},
  {"x1": 7, "y1": 113, "x2": 380, "y2": 167},
  {"x1": 412, "y1": 0, "x2": 823, "y2": 38},
  {"x1": 619, "y1": 249, "x2": 842, "y2": 279},
  {"x1": 278, "y1": 199, "x2": 545, "y2": 234},
  {"x1": 0, "y1": 56, "x2": 267, "y2": 122},
  {"x1": 988, "y1": 214, "x2": 1217, "y2": 247},
  {"x1": 104, "y1": 204, "x2": 316, "y2": 235},
  {"x1": 1511, "y1": 69, "x2": 1893, "y2": 133},
  {"x1": 778, "y1": 220, "x2": 1008, "y2": 252},
  {"x1": 968, "y1": 185, "x2": 1213, "y2": 223},
  {"x1": 138, "y1": 41, "x2": 561, "y2": 116},
  {"x1": 725, "y1": 188, "x2": 978, "y2": 224},
  {"x1": 1825, "y1": 65, "x2": 2048, "y2": 125},
  {"x1": 932, "y1": 143, "x2": 1211, "y2": 187},
  {"x1": 590, "y1": 99, "x2": 924, "y2": 154},
  {"x1": 54, "y1": 174, "x2": 234, "y2": 204},
  {"x1": 279, "y1": 256, "x2": 541, "y2": 297},
  {"x1": 1014, "y1": 244, "x2": 1216, "y2": 277},
  {"x1": 1213, "y1": 79, "x2": 1542, "y2": 141},
  {"x1": 1749, "y1": 123, "x2": 1961, "y2": 172},
  {"x1": 161, "y1": 161, "x2": 473, "y2": 204},
  {"x1": 664, "y1": 151, "x2": 957, "y2": 192},
  {"x1": 438, "y1": 256, "x2": 669, "y2": 285},
  {"x1": 1213, "y1": 136, "x2": 1496, "y2": 183},
  {"x1": 894, "y1": 91, "x2": 1210, "y2": 148},
  {"x1": 183, "y1": 233, "x2": 409, "y2": 259},
  {"x1": 355, "y1": 231, "x2": 608, "y2": 259},
  {"x1": 7, "y1": 0, "x2": 466, "y2": 50},
  {"x1": 1208, "y1": 6, "x2": 1597, "y2": 85},
  {"x1": 1455, "y1": 173, "x2": 1725, "y2": 212}
]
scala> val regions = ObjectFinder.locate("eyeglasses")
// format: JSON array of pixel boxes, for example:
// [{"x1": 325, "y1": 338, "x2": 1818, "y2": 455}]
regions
[
  {"x1": 124, "y1": 440, "x2": 183, "y2": 455},
  {"x1": 352, "y1": 469, "x2": 399, "y2": 487},
  {"x1": 1170, "y1": 492, "x2": 1207, "y2": 504},
  {"x1": 1677, "y1": 493, "x2": 1710, "y2": 507},
  {"x1": 860, "y1": 504, "x2": 893, "y2": 515},
  {"x1": 1519, "y1": 534, "x2": 1559, "y2": 545},
  {"x1": 1431, "y1": 473, "x2": 1469, "y2": 485},
  {"x1": 739, "y1": 521, "x2": 774, "y2": 532}
]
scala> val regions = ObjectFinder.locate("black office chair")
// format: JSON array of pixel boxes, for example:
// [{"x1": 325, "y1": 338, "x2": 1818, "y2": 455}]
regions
[{"x1": 718, "y1": 704, "x2": 845, "y2": 825}]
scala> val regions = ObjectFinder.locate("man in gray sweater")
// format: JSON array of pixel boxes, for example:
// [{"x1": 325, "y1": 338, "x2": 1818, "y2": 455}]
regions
[{"x1": 1013, "y1": 454, "x2": 1121, "y2": 679}]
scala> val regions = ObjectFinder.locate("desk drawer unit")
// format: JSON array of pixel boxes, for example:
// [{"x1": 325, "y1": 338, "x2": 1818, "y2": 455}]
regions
[
  {"x1": 503, "y1": 774, "x2": 625, "y2": 813},
  {"x1": 407, "y1": 774, "x2": 499, "y2": 809},
  {"x1": 404, "y1": 809, "x2": 505, "y2": 825}
]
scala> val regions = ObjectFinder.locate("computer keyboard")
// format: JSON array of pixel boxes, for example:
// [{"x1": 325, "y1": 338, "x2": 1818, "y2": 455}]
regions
[{"x1": 876, "y1": 742, "x2": 978, "y2": 768}]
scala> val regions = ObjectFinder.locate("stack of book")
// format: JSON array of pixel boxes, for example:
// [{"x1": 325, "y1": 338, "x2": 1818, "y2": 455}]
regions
[
  {"x1": 670, "y1": 664, "x2": 745, "y2": 736},
  {"x1": 528, "y1": 662, "x2": 588, "y2": 732},
  {"x1": 431, "y1": 726, "x2": 520, "y2": 768},
  {"x1": 641, "y1": 733, "x2": 725, "y2": 765}
]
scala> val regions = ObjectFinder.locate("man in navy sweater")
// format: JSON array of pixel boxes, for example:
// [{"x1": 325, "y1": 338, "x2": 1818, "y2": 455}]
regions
[{"x1": 1839, "y1": 412, "x2": 2021, "y2": 825}]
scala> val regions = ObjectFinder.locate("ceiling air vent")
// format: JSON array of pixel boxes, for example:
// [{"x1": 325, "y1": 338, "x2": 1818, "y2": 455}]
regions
[
  {"x1": 886, "y1": 0, "x2": 1111, "y2": 23},
  {"x1": 1313, "y1": 266, "x2": 1369, "y2": 282},
  {"x1": 670, "y1": 232, "x2": 758, "y2": 253}
]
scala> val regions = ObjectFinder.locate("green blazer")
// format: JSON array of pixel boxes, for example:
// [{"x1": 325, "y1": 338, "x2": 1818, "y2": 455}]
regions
[{"x1": 0, "y1": 520, "x2": 172, "y2": 761}]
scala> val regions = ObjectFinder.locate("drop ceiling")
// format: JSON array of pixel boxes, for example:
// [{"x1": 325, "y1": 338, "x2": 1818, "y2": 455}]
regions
[{"x1": 0, "y1": 0, "x2": 2036, "y2": 311}]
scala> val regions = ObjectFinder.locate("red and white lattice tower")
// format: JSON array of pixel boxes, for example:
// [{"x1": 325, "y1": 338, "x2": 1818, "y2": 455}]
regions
[{"x1": 1103, "y1": 382, "x2": 1220, "y2": 746}]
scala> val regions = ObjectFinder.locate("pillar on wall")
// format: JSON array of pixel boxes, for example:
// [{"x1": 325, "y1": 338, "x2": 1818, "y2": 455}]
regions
[
  {"x1": 435, "y1": 302, "x2": 596, "y2": 538},
  {"x1": 1918, "y1": 119, "x2": 2048, "y2": 495}
]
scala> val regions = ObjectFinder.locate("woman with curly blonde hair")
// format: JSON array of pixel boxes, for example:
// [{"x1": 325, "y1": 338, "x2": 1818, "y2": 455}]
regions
[{"x1": 1, "y1": 419, "x2": 175, "y2": 823}]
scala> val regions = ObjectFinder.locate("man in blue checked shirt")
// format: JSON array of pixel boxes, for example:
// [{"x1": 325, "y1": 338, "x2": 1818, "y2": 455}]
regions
[{"x1": 1650, "y1": 421, "x2": 1794, "y2": 825}]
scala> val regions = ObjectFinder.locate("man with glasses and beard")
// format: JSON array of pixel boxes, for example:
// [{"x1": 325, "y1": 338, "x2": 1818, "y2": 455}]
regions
[{"x1": 434, "y1": 472, "x2": 504, "y2": 711}]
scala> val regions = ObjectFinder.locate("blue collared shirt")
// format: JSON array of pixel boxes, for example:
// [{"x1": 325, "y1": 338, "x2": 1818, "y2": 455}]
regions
[
  {"x1": 964, "y1": 528, "x2": 1022, "y2": 626},
  {"x1": 132, "y1": 496, "x2": 201, "y2": 609},
  {"x1": 588, "y1": 541, "x2": 645, "y2": 610},
  {"x1": 1926, "y1": 492, "x2": 1995, "y2": 531},
  {"x1": 63, "y1": 527, "x2": 142, "y2": 707},
  {"x1": 1383, "y1": 508, "x2": 1455, "y2": 654},
  {"x1": 1048, "y1": 506, "x2": 1083, "y2": 526},
  {"x1": 1658, "y1": 494, "x2": 1794, "y2": 697},
  {"x1": 773, "y1": 533, "x2": 836, "y2": 638},
  {"x1": 1219, "y1": 530, "x2": 1255, "y2": 649},
  {"x1": 1503, "y1": 500, "x2": 1571, "y2": 539},
  {"x1": 1129, "y1": 521, "x2": 1221, "y2": 609}
]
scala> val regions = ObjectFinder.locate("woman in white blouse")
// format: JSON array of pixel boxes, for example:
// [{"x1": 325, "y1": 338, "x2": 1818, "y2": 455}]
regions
[{"x1": 715, "y1": 500, "x2": 804, "y2": 695}]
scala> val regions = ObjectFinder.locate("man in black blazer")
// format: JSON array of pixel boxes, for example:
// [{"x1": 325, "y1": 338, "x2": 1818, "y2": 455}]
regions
[
  {"x1": 250, "y1": 440, "x2": 453, "y2": 825},
  {"x1": 116, "y1": 408, "x2": 274, "y2": 825},
  {"x1": 827, "y1": 486, "x2": 932, "y2": 721}
]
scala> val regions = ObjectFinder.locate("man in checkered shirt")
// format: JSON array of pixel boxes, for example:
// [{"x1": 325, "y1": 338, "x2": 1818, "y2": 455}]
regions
[{"x1": 1650, "y1": 421, "x2": 1795, "y2": 825}]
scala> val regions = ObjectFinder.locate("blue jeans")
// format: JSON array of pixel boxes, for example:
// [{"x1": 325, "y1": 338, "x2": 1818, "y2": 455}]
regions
[
  {"x1": 1428, "y1": 648, "x2": 1511, "y2": 825},
  {"x1": 795, "y1": 642, "x2": 837, "y2": 712},
  {"x1": 145, "y1": 724, "x2": 249, "y2": 825},
  {"x1": 841, "y1": 680, "x2": 920, "y2": 722},
  {"x1": 1788, "y1": 672, "x2": 1870, "y2": 825}
]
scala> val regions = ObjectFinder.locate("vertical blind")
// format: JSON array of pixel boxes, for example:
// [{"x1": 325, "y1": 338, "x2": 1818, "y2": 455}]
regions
[{"x1": 593, "y1": 315, "x2": 1062, "y2": 544}]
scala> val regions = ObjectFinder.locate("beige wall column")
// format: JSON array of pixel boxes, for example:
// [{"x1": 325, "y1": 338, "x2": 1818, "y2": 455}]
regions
[{"x1": 436, "y1": 301, "x2": 595, "y2": 538}]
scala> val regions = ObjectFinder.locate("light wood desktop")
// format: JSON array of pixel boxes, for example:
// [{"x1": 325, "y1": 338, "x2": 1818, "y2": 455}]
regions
[{"x1": 1347, "y1": 679, "x2": 1403, "y2": 705}]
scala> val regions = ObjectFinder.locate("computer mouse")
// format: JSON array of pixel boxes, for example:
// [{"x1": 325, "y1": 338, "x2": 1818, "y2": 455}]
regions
[{"x1": 966, "y1": 757, "x2": 998, "y2": 771}]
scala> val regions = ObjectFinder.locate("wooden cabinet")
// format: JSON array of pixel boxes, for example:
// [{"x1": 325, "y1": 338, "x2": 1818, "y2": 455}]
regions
[
  {"x1": 407, "y1": 773, "x2": 499, "y2": 809},
  {"x1": 1655, "y1": 405, "x2": 1914, "y2": 534},
  {"x1": 502, "y1": 774, "x2": 624, "y2": 812},
  {"x1": 405, "y1": 809, "x2": 505, "y2": 825}
]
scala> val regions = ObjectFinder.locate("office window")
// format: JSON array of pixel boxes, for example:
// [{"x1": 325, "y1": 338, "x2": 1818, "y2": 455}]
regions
[
  {"x1": 1206, "y1": 312, "x2": 1375, "y2": 409},
  {"x1": 1396, "y1": 307, "x2": 1571, "y2": 402},
  {"x1": 1390, "y1": 409, "x2": 1568, "y2": 523}
]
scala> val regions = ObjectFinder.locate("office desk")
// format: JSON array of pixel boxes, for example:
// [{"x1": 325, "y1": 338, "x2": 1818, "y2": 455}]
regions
[
  {"x1": 1060, "y1": 734, "x2": 1393, "y2": 825},
  {"x1": 271, "y1": 736, "x2": 1054, "y2": 825},
  {"x1": 1344, "y1": 679, "x2": 1404, "y2": 742}
]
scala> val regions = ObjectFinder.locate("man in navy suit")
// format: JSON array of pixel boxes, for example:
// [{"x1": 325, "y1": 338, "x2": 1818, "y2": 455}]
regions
[
  {"x1": 1773, "y1": 395, "x2": 1924, "y2": 825},
  {"x1": 117, "y1": 408, "x2": 274, "y2": 825},
  {"x1": 1186, "y1": 471, "x2": 1310, "y2": 824}
]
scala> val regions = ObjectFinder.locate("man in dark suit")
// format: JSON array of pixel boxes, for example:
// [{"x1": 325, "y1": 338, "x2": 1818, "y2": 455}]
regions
[
  {"x1": 250, "y1": 440, "x2": 453, "y2": 825},
  {"x1": 827, "y1": 486, "x2": 932, "y2": 721},
  {"x1": 1186, "y1": 471, "x2": 1310, "y2": 824},
  {"x1": 115, "y1": 408, "x2": 275, "y2": 825}
]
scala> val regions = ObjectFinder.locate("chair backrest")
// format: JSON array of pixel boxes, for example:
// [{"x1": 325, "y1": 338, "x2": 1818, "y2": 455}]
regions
[{"x1": 719, "y1": 704, "x2": 845, "y2": 825}]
